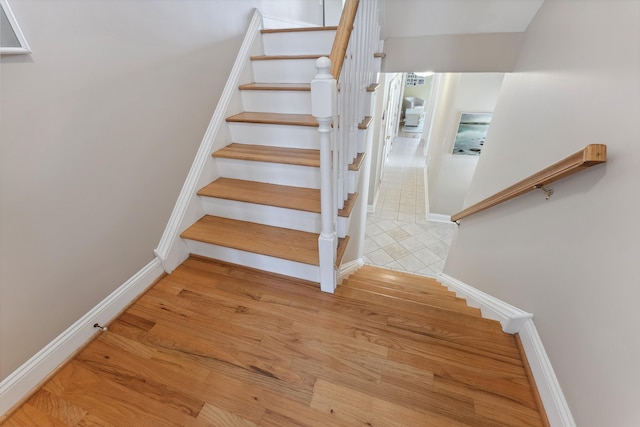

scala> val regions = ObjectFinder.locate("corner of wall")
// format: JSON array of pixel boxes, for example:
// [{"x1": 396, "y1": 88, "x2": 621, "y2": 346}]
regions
[{"x1": 0, "y1": 258, "x2": 165, "y2": 419}]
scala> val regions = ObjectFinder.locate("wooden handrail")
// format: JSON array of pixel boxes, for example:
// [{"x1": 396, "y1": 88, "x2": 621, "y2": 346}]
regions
[
  {"x1": 451, "y1": 144, "x2": 607, "y2": 222},
  {"x1": 329, "y1": 0, "x2": 359, "y2": 79}
]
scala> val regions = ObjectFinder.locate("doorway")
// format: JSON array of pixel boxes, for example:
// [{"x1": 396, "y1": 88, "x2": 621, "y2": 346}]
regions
[{"x1": 364, "y1": 72, "x2": 456, "y2": 277}]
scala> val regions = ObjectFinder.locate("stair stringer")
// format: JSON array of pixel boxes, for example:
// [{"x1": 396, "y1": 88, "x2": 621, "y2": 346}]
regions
[{"x1": 154, "y1": 9, "x2": 264, "y2": 273}]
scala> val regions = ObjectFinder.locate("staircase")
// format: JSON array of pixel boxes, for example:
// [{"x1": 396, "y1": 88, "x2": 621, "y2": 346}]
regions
[
  {"x1": 169, "y1": 22, "x2": 364, "y2": 285},
  {"x1": 154, "y1": 2, "x2": 382, "y2": 290},
  {"x1": 338, "y1": 265, "x2": 548, "y2": 426},
  {"x1": 340, "y1": 266, "x2": 483, "y2": 317}
]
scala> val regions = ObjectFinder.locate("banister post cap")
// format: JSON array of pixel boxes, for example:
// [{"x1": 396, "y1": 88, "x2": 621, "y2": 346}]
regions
[{"x1": 315, "y1": 57, "x2": 332, "y2": 76}]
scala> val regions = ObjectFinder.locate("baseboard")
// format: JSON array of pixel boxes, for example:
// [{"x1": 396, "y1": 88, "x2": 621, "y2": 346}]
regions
[
  {"x1": 0, "y1": 258, "x2": 164, "y2": 418},
  {"x1": 438, "y1": 273, "x2": 575, "y2": 427},
  {"x1": 337, "y1": 258, "x2": 364, "y2": 284},
  {"x1": 438, "y1": 273, "x2": 532, "y2": 333},
  {"x1": 518, "y1": 320, "x2": 576, "y2": 427},
  {"x1": 427, "y1": 213, "x2": 452, "y2": 223}
]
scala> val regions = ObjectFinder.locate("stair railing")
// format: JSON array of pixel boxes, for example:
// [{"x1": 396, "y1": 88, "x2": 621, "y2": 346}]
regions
[
  {"x1": 451, "y1": 144, "x2": 607, "y2": 222},
  {"x1": 311, "y1": 0, "x2": 380, "y2": 292}
]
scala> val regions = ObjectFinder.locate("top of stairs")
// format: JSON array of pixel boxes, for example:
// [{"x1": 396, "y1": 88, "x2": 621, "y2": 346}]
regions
[
  {"x1": 239, "y1": 83, "x2": 311, "y2": 91},
  {"x1": 341, "y1": 266, "x2": 482, "y2": 317},
  {"x1": 261, "y1": 26, "x2": 338, "y2": 34},
  {"x1": 250, "y1": 54, "x2": 327, "y2": 61},
  {"x1": 339, "y1": 266, "x2": 520, "y2": 359}
]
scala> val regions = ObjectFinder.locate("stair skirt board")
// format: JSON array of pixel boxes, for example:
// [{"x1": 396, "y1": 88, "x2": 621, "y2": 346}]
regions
[
  {"x1": 227, "y1": 122, "x2": 320, "y2": 149},
  {"x1": 199, "y1": 197, "x2": 350, "y2": 238},
  {"x1": 153, "y1": 9, "x2": 265, "y2": 274},
  {"x1": 0, "y1": 258, "x2": 165, "y2": 418},
  {"x1": 252, "y1": 58, "x2": 319, "y2": 84},
  {"x1": 184, "y1": 240, "x2": 320, "y2": 283},
  {"x1": 216, "y1": 158, "x2": 321, "y2": 188},
  {"x1": 438, "y1": 273, "x2": 575, "y2": 427},
  {"x1": 262, "y1": 31, "x2": 335, "y2": 56},
  {"x1": 240, "y1": 90, "x2": 312, "y2": 115}
]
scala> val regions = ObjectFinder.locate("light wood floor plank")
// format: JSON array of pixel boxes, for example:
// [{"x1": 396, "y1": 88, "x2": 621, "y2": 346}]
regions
[{"x1": 2, "y1": 258, "x2": 544, "y2": 426}]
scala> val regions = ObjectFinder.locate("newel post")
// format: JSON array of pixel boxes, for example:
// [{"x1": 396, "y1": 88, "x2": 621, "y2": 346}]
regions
[{"x1": 311, "y1": 57, "x2": 338, "y2": 293}]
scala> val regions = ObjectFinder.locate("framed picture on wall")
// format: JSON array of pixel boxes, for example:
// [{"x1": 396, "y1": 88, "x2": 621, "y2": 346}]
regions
[
  {"x1": 1, "y1": 0, "x2": 31, "y2": 54},
  {"x1": 452, "y1": 112, "x2": 492, "y2": 155}
]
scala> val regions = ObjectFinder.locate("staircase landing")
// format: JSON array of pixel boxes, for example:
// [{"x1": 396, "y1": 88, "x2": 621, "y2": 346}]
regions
[{"x1": 2, "y1": 258, "x2": 547, "y2": 427}]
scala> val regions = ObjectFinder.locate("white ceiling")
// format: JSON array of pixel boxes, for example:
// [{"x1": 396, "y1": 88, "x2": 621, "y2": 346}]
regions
[{"x1": 382, "y1": 0, "x2": 544, "y2": 38}]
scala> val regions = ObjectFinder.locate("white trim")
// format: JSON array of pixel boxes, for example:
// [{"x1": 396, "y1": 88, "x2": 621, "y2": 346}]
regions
[
  {"x1": 367, "y1": 188, "x2": 380, "y2": 213},
  {"x1": 337, "y1": 258, "x2": 364, "y2": 284},
  {"x1": 519, "y1": 320, "x2": 576, "y2": 427},
  {"x1": 0, "y1": 0, "x2": 31, "y2": 54},
  {"x1": 154, "y1": 9, "x2": 263, "y2": 273},
  {"x1": 427, "y1": 213, "x2": 453, "y2": 223},
  {"x1": 0, "y1": 258, "x2": 164, "y2": 416},
  {"x1": 438, "y1": 273, "x2": 531, "y2": 333},
  {"x1": 438, "y1": 273, "x2": 575, "y2": 427}
]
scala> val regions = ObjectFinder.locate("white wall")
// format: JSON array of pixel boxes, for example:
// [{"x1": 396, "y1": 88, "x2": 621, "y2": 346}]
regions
[
  {"x1": 383, "y1": 0, "x2": 543, "y2": 37},
  {"x1": 382, "y1": 33, "x2": 524, "y2": 74},
  {"x1": 426, "y1": 73, "x2": 504, "y2": 216},
  {"x1": 0, "y1": 0, "x2": 319, "y2": 382},
  {"x1": 445, "y1": 1, "x2": 640, "y2": 425}
]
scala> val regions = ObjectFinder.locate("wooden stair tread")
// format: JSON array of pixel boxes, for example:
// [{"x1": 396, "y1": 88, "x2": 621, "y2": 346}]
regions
[
  {"x1": 351, "y1": 266, "x2": 453, "y2": 294},
  {"x1": 261, "y1": 26, "x2": 338, "y2": 34},
  {"x1": 366, "y1": 83, "x2": 380, "y2": 92},
  {"x1": 358, "y1": 116, "x2": 373, "y2": 130},
  {"x1": 181, "y1": 215, "x2": 348, "y2": 267},
  {"x1": 198, "y1": 178, "x2": 357, "y2": 218},
  {"x1": 342, "y1": 275, "x2": 459, "y2": 300},
  {"x1": 213, "y1": 143, "x2": 320, "y2": 167},
  {"x1": 341, "y1": 278, "x2": 481, "y2": 316},
  {"x1": 333, "y1": 286, "x2": 518, "y2": 355},
  {"x1": 226, "y1": 112, "x2": 318, "y2": 127},
  {"x1": 238, "y1": 83, "x2": 311, "y2": 92},
  {"x1": 348, "y1": 152, "x2": 366, "y2": 171},
  {"x1": 250, "y1": 54, "x2": 327, "y2": 61}
]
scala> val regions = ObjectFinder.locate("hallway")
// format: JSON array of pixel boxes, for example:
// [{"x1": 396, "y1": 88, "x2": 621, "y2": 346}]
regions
[{"x1": 364, "y1": 136, "x2": 456, "y2": 276}]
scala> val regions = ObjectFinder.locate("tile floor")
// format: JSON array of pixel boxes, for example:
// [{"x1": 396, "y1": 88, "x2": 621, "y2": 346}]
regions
[{"x1": 364, "y1": 135, "x2": 457, "y2": 277}]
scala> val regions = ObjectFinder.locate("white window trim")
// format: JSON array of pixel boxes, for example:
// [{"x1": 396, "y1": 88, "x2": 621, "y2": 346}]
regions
[{"x1": 1, "y1": 0, "x2": 31, "y2": 54}]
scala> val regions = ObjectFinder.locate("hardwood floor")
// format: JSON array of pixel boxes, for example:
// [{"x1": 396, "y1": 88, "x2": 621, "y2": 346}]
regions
[{"x1": 2, "y1": 258, "x2": 546, "y2": 426}]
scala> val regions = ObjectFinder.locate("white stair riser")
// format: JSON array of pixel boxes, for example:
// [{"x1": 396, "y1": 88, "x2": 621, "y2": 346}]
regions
[
  {"x1": 348, "y1": 169, "x2": 359, "y2": 194},
  {"x1": 184, "y1": 240, "x2": 320, "y2": 283},
  {"x1": 262, "y1": 31, "x2": 335, "y2": 56},
  {"x1": 200, "y1": 197, "x2": 349, "y2": 238},
  {"x1": 252, "y1": 58, "x2": 318, "y2": 84},
  {"x1": 240, "y1": 90, "x2": 312, "y2": 115},
  {"x1": 357, "y1": 130, "x2": 366, "y2": 153},
  {"x1": 216, "y1": 158, "x2": 320, "y2": 189},
  {"x1": 228, "y1": 123, "x2": 319, "y2": 149},
  {"x1": 338, "y1": 215, "x2": 349, "y2": 238}
]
